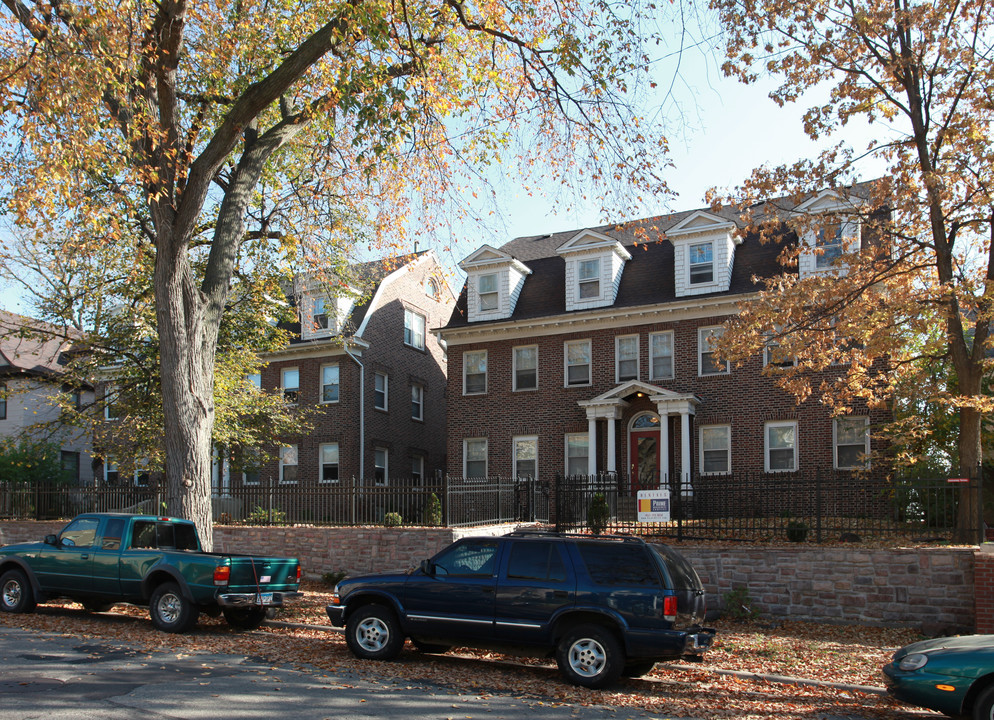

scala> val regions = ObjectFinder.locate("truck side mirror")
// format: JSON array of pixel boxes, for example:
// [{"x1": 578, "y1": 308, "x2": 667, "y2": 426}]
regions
[
  {"x1": 44, "y1": 534, "x2": 58, "y2": 546},
  {"x1": 419, "y1": 559, "x2": 435, "y2": 576}
]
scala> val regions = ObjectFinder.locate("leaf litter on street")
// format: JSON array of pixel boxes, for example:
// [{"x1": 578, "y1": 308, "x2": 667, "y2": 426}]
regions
[{"x1": 0, "y1": 581, "x2": 939, "y2": 719}]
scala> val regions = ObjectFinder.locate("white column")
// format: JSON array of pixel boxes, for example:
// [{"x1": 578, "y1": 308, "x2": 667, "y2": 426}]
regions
[
  {"x1": 606, "y1": 415, "x2": 617, "y2": 474},
  {"x1": 681, "y1": 411, "x2": 691, "y2": 484},
  {"x1": 588, "y1": 416, "x2": 598, "y2": 476},
  {"x1": 659, "y1": 413, "x2": 669, "y2": 488}
]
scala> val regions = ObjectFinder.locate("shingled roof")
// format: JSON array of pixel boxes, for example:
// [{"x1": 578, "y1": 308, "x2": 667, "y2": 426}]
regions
[{"x1": 0, "y1": 310, "x2": 82, "y2": 378}]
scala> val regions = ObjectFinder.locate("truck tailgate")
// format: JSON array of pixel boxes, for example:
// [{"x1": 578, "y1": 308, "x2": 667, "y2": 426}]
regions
[{"x1": 224, "y1": 556, "x2": 300, "y2": 591}]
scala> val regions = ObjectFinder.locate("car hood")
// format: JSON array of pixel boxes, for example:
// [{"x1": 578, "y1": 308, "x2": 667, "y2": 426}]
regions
[
  {"x1": 0, "y1": 541, "x2": 48, "y2": 554},
  {"x1": 893, "y1": 635, "x2": 994, "y2": 678}
]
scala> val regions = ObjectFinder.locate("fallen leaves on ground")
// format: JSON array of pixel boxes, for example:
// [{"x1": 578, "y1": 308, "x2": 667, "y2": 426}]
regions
[{"x1": 0, "y1": 581, "x2": 937, "y2": 719}]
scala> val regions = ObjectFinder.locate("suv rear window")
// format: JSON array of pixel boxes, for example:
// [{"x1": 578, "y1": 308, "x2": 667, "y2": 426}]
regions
[
  {"x1": 575, "y1": 541, "x2": 660, "y2": 586},
  {"x1": 649, "y1": 543, "x2": 703, "y2": 590}
]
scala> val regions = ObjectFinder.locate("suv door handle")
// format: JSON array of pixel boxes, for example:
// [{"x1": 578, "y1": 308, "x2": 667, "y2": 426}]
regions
[{"x1": 553, "y1": 590, "x2": 568, "y2": 598}]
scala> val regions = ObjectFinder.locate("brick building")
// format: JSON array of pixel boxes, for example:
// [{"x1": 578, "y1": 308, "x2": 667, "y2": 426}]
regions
[
  {"x1": 222, "y1": 251, "x2": 454, "y2": 490},
  {"x1": 438, "y1": 190, "x2": 889, "y2": 493}
]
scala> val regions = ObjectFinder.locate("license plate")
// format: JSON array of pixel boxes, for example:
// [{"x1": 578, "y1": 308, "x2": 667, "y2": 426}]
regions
[{"x1": 259, "y1": 592, "x2": 275, "y2": 605}]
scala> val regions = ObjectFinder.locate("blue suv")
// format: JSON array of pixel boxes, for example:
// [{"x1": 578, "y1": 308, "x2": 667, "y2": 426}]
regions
[{"x1": 326, "y1": 531, "x2": 715, "y2": 687}]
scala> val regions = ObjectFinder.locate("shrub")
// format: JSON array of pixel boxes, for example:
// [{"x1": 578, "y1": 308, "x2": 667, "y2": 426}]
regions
[
  {"x1": 0, "y1": 437, "x2": 66, "y2": 485},
  {"x1": 786, "y1": 519, "x2": 809, "y2": 542},
  {"x1": 723, "y1": 586, "x2": 759, "y2": 620},
  {"x1": 322, "y1": 571, "x2": 347, "y2": 587},
  {"x1": 383, "y1": 512, "x2": 403, "y2": 527},
  {"x1": 587, "y1": 493, "x2": 610, "y2": 535},
  {"x1": 246, "y1": 506, "x2": 286, "y2": 525},
  {"x1": 425, "y1": 493, "x2": 443, "y2": 527}
]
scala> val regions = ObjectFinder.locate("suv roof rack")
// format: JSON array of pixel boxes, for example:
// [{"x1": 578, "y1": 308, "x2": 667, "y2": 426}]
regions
[{"x1": 506, "y1": 529, "x2": 648, "y2": 544}]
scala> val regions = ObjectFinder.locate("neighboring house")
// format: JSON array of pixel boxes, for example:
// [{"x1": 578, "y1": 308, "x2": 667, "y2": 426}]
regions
[
  {"x1": 439, "y1": 189, "x2": 889, "y2": 490},
  {"x1": 217, "y1": 251, "x2": 454, "y2": 491},
  {"x1": 0, "y1": 310, "x2": 95, "y2": 484}
]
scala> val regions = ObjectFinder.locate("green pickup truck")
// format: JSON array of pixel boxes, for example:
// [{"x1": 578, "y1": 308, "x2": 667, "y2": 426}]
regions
[{"x1": 0, "y1": 513, "x2": 303, "y2": 633}]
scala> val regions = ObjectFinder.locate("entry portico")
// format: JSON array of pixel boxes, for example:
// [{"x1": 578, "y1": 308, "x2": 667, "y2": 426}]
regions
[{"x1": 577, "y1": 380, "x2": 699, "y2": 485}]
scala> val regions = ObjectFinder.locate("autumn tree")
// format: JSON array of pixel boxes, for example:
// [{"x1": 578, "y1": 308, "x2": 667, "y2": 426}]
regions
[
  {"x1": 710, "y1": 0, "x2": 993, "y2": 539},
  {"x1": 0, "y1": 0, "x2": 668, "y2": 546}
]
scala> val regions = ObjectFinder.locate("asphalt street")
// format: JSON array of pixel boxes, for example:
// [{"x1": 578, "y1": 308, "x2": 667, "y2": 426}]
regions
[{"x1": 0, "y1": 627, "x2": 680, "y2": 720}]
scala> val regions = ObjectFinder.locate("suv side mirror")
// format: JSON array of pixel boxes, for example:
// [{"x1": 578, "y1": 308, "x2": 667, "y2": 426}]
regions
[
  {"x1": 44, "y1": 534, "x2": 58, "y2": 546},
  {"x1": 419, "y1": 559, "x2": 435, "y2": 576}
]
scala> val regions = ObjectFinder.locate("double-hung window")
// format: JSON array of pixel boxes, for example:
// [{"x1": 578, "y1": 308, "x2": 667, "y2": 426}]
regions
[
  {"x1": 312, "y1": 297, "x2": 330, "y2": 330},
  {"x1": 565, "y1": 340, "x2": 591, "y2": 386},
  {"x1": 404, "y1": 309, "x2": 426, "y2": 349},
  {"x1": 465, "y1": 438, "x2": 488, "y2": 479},
  {"x1": 578, "y1": 258, "x2": 600, "y2": 299},
  {"x1": 835, "y1": 417, "x2": 869, "y2": 469},
  {"x1": 513, "y1": 346, "x2": 538, "y2": 391},
  {"x1": 699, "y1": 327, "x2": 729, "y2": 376},
  {"x1": 321, "y1": 364, "x2": 340, "y2": 403},
  {"x1": 104, "y1": 384, "x2": 120, "y2": 420},
  {"x1": 649, "y1": 331, "x2": 674, "y2": 380},
  {"x1": 514, "y1": 436, "x2": 538, "y2": 479},
  {"x1": 478, "y1": 273, "x2": 498, "y2": 311},
  {"x1": 374, "y1": 372, "x2": 388, "y2": 410},
  {"x1": 280, "y1": 445, "x2": 299, "y2": 483},
  {"x1": 689, "y1": 242, "x2": 714, "y2": 284},
  {"x1": 464, "y1": 350, "x2": 487, "y2": 394},
  {"x1": 374, "y1": 448, "x2": 388, "y2": 485},
  {"x1": 411, "y1": 455, "x2": 424, "y2": 483},
  {"x1": 0, "y1": 382, "x2": 6, "y2": 419},
  {"x1": 282, "y1": 368, "x2": 300, "y2": 404},
  {"x1": 566, "y1": 434, "x2": 589, "y2": 476},
  {"x1": 320, "y1": 443, "x2": 339, "y2": 483},
  {"x1": 411, "y1": 383, "x2": 424, "y2": 421},
  {"x1": 700, "y1": 425, "x2": 731, "y2": 474},
  {"x1": 816, "y1": 221, "x2": 844, "y2": 269},
  {"x1": 616, "y1": 335, "x2": 639, "y2": 382},
  {"x1": 765, "y1": 421, "x2": 797, "y2": 472}
]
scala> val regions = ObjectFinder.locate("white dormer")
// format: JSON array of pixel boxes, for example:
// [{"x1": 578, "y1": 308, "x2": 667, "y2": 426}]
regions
[
  {"x1": 666, "y1": 211, "x2": 741, "y2": 297},
  {"x1": 458, "y1": 245, "x2": 532, "y2": 322},
  {"x1": 295, "y1": 276, "x2": 359, "y2": 340},
  {"x1": 556, "y1": 230, "x2": 631, "y2": 312},
  {"x1": 794, "y1": 190, "x2": 863, "y2": 279}
]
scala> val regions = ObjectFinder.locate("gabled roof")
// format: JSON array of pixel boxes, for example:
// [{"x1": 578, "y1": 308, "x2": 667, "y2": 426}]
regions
[{"x1": 0, "y1": 310, "x2": 82, "y2": 378}]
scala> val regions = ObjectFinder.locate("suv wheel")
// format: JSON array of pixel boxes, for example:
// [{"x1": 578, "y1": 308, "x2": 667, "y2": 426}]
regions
[
  {"x1": 0, "y1": 569, "x2": 36, "y2": 614},
  {"x1": 346, "y1": 604, "x2": 404, "y2": 661},
  {"x1": 556, "y1": 624, "x2": 624, "y2": 688}
]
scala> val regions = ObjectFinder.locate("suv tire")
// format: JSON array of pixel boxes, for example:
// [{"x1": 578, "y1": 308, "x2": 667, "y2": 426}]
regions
[
  {"x1": 556, "y1": 624, "x2": 624, "y2": 688},
  {"x1": 346, "y1": 604, "x2": 404, "y2": 661}
]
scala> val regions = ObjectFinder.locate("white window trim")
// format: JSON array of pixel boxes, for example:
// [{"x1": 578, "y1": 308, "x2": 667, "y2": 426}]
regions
[
  {"x1": 282, "y1": 368, "x2": 300, "y2": 405},
  {"x1": 688, "y1": 241, "x2": 715, "y2": 285},
  {"x1": 513, "y1": 345, "x2": 538, "y2": 392},
  {"x1": 765, "y1": 421, "x2": 798, "y2": 473},
  {"x1": 374, "y1": 447, "x2": 388, "y2": 486},
  {"x1": 404, "y1": 308, "x2": 427, "y2": 350},
  {"x1": 577, "y1": 257, "x2": 602, "y2": 300},
  {"x1": 463, "y1": 437, "x2": 488, "y2": 479},
  {"x1": 374, "y1": 372, "x2": 389, "y2": 411},
  {"x1": 649, "y1": 331, "x2": 675, "y2": 381},
  {"x1": 615, "y1": 334, "x2": 640, "y2": 383},
  {"x1": 463, "y1": 350, "x2": 488, "y2": 395},
  {"x1": 513, "y1": 435, "x2": 539, "y2": 479},
  {"x1": 319, "y1": 442, "x2": 340, "y2": 484},
  {"x1": 411, "y1": 383, "x2": 424, "y2": 421},
  {"x1": 763, "y1": 340, "x2": 798, "y2": 369},
  {"x1": 699, "y1": 424, "x2": 731, "y2": 476},
  {"x1": 834, "y1": 416, "x2": 870, "y2": 470},
  {"x1": 565, "y1": 433, "x2": 590, "y2": 476},
  {"x1": 411, "y1": 454, "x2": 425, "y2": 482},
  {"x1": 279, "y1": 445, "x2": 299, "y2": 484},
  {"x1": 698, "y1": 326, "x2": 730, "y2": 377},
  {"x1": 478, "y1": 272, "x2": 499, "y2": 313},
  {"x1": 320, "y1": 364, "x2": 340, "y2": 404},
  {"x1": 564, "y1": 339, "x2": 592, "y2": 387}
]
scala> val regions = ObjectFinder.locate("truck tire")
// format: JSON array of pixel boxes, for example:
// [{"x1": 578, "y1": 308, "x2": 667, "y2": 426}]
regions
[
  {"x1": 149, "y1": 582, "x2": 198, "y2": 633},
  {"x1": 556, "y1": 624, "x2": 624, "y2": 688},
  {"x1": 345, "y1": 604, "x2": 404, "y2": 661},
  {"x1": 0, "y1": 569, "x2": 36, "y2": 614},
  {"x1": 223, "y1": 607, "x2": 267, "y2": 630}
]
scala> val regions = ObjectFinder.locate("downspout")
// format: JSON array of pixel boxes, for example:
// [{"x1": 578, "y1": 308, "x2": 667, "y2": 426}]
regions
[{"x1": 343, "y1": 337, "x2": 365, "y2": 481}]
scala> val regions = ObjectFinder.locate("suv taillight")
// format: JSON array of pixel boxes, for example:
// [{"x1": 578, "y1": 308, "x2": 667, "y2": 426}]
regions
[{"x1": 663, "y1": 595, "x2": 678, "y2": 622}]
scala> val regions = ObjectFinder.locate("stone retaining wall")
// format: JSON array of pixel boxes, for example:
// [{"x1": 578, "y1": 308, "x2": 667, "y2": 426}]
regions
[{"x1": 0, "y1": 519, "x2": 978, "y2": 630}]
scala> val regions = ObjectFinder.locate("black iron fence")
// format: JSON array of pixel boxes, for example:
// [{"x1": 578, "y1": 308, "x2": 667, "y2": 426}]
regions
[{"x1": 0, "y1": 470, "x2": 984, "y2": 544}]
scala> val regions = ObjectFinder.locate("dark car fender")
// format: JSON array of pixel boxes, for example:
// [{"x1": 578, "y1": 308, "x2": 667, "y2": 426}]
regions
[
  {"x1": 341, "y1": 588, "x2": 407, "y2": 626},
  {"x1": 0, "y1": 556, "x2": 48, "y2": 602},
  {"x1": 550, "y1": 604, "x2": 630, "y2": 643},
  {"x1": 140, "y1": 563, "x2": 196, "y2": 604}
]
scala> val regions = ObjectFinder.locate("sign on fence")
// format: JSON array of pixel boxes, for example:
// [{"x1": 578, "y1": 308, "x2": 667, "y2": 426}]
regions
[{"x1": 637, "y1": 489, "x2": 671, "y2": 522}]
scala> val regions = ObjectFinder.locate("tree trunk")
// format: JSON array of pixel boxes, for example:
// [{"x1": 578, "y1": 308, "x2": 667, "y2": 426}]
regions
[
  {"x1": 155, "y1": 246, "x2": 218, "y2": 551},
  {"x1": 954, "y1": 406, "x2": 984, "y2": 544}
]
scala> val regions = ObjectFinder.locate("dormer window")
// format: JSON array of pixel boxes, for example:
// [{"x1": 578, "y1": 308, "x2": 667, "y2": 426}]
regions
[
  {"x1": 816, "y1": 221, "x2": 845, "y2": 269},
  {"x1": 578, "y1": 259, "x2": 600, "y2": 299},
  {"x1": 479, "y1": 273, "x2": 499, "y2": 311},
  {"x1": 794, "y1": 190, "x2": 864, "y2": 278},
  {"x1": 312, "y1": 297, "x2": 329, "y2": 330},
  {"x1": 689, "y1": 242, "x2": 714, "y2": 284}
]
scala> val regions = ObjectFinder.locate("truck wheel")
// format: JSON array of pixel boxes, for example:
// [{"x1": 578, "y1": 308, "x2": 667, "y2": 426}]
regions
[
  {"x1": 223, "y1": 607, "x2": 267, "y2": 630},
  {"x1": 0, "y1": 569, "x2": 36, "y2": 614},
  {"x1": 149, "y1": 582, "x2": 198, "y2": 633},
  {"x1": 346, "y1": 604, "x2": 404, "y2": 661},
  {"x1": 556, "y1": 624, "x2": 624, "y2": 688}
]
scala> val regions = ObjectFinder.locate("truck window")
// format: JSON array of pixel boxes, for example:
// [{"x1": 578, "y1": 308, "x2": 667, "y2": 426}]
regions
[
  {"x1": 575, "y1": 542, "x2": 660, "y2": 587},
  {"x1": 507, "y1": 541, "x2": 566, "y2": 582},
  {"x1": 131, "y1": 521, "x2": 156, "y2": 549},
  {"x1": 59, "y1": 517, "x2": 100, "y2": 548},
  {"x1": 100, "y1": 518, "x2": 125, "y2": 550},
  {"x1": 155, "y1": 521, "x2": 198, "y2": 551}
]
